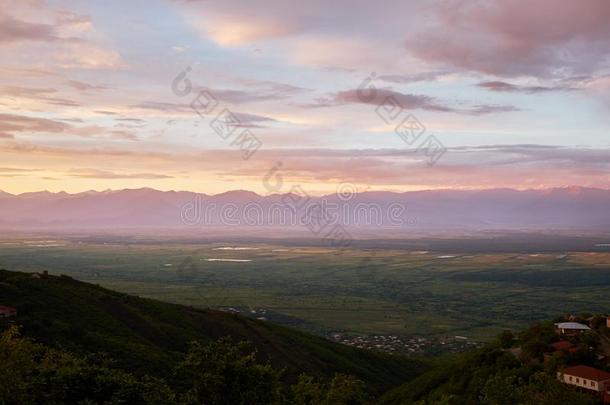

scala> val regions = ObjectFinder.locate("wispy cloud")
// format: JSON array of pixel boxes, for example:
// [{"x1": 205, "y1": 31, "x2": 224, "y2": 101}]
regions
[
  {"x1": 64, "y1": 80, "x2": 109, "y2": 92},
  {"x1": 477, "y1": 81, "x2": 570, "y2": 93},
  {"x1": 0, "y1": 113, "x2": 70, "y2": 138},
  {"x1": 307, "y1": 88, "x2": 520, "y2": 115},
  {"x1": 68, "y1": 169, "x2": 173, "y2": 179}
]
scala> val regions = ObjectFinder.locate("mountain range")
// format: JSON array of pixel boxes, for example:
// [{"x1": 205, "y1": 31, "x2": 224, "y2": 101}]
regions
[{"x1": 0, "y1": 186, "x2": 609, "y2": 232}]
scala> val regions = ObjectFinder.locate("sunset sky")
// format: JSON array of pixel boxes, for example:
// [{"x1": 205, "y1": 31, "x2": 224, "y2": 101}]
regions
[{"x1": 1, "y1": 0, "x2": 609, "y2": 195}]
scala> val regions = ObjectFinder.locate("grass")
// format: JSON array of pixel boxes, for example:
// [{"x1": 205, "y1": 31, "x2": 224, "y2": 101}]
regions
[{"x1": 1, "y1": 235, "x2": 610, "y2": 340}]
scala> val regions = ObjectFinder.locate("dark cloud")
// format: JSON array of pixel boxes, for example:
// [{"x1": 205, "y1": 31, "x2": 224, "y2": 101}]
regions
[
  {"x1": 204, "y1": 87, "x2": 302, "y2": 104},
  {"x1": 377, "y1": 71, "x2": 449, "y2": 84},
  {"x1": 307, "y1": 88, "x2": 519, "y2": 115},
  {"x1": 132, "y1": 101, "x2": 192, "y2": 113},
  {"x1": 65, "y1": 80, "x2": 109, "y2": 92},
  {"x1": 477, "y1": 81, "x2": 570, "y2": 93},
  {"x1": 335, "y1": 88, "x2": 453, "y2": 112},
  {"x1": 45, "y1": 98, "x2": 82, "y2": 107},
  {"x1": 115, "y1": 117, "x2": 145, "y2": 123},
  {"x1": 0, "y1": 13, "x2": 57, "y2": 43}
]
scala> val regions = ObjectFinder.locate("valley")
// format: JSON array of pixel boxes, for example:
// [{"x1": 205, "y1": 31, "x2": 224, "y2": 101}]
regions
[{"x1": 2, "y1": 234, "x2": 609, "y2": 343}]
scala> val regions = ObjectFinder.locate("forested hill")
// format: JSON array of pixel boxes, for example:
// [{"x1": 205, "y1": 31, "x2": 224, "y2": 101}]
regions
[{"x1": 0, "y1": 269, "x2": 426, "y2": 393}]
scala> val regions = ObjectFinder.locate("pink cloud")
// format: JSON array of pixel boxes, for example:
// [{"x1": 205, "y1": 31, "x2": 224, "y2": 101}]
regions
[
  {"x1": 0, "y1": 113, "x2": 70, "y2": 138},
  {"x1": 406, "y1": 0, "x2": 610, "y2": 78}
]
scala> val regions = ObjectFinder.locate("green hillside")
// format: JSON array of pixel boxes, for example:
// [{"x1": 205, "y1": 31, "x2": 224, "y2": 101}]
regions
[
  {"x1": 0, "y1": 269, "x2": 426, "y2": 394},
  {"x1": 378, "y1": 318, "x2": 610, "y2": 405}
]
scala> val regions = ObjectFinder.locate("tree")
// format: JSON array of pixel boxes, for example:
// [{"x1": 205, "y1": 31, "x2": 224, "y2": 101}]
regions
[
  {"x1": 0, "y1": 326, "x2": 175, "y2": 405},
  {"x1": 173, "y1": 337, "x2": 285, "y2": 405},
  {"x1": 291, "y1": 373, "x2": 370, "y2": 405},
  {"x1": 498, "y1": 330, "x2": 514, "y2": 349},
  {"x1": 481, "y1": 371, "x2": 597, "y2": 405},
  {"x1": 325, "y1": 373, "x2": 371, "y2": 405},
  {"x1": 292, "y1": 374, "x2": 325, "y2": 405}
]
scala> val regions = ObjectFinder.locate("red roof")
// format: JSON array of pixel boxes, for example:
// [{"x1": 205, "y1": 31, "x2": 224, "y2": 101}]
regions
[
  {"x1": 562, "y1": 365, "x2": 610, "y2": 382},
  {"x1": 551, "y1": 341, "x2": 574, "y2": 351},
  {"x1": 0, "y1": 305, "x2": 16, "y2": 313}
]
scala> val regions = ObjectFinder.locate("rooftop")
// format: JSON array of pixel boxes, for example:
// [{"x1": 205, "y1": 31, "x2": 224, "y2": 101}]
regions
[
  {"x1": 562, "y1": 365, "x2": 610, "y2": 382},
  {"x1": 0, "y1": 305, "x2": 16, "y2": 313},
  {"x1": 550, "y1": 341, "x2": 574, "y2": 351},
  {"x1": 555, "y1": 322, "x2": 591, "y2": 330}
]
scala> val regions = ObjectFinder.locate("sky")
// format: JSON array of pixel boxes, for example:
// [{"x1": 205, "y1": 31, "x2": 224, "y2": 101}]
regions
[{"x1": 0, "y1": 0, "x2": 609, "y2": 195}]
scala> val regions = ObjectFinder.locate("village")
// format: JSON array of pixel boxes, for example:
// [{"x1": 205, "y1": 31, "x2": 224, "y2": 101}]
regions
[
  {"x1": 530, "y1": 315, "x2": 610, "y2": 404},
  {"x1": 225, "y1": 306, "x2": 483, "y2": 355},
  {"x1": 327, "y1": 333, "x2": 482, "y2": 355}
]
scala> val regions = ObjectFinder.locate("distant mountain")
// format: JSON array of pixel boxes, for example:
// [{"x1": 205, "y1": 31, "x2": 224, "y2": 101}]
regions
[{"x1": 0, "y1": 186, "x2": 609, "y2": 232}]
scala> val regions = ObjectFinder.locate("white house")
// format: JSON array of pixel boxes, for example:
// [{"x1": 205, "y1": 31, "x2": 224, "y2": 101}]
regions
[{"x1": 554, "y1": 322, "x2": 591, "y2": 335}]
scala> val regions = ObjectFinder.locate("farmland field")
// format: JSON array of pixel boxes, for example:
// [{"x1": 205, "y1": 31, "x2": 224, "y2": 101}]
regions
[{"x1": 1, "y1": 234, "x2": 610, "y2": 341}]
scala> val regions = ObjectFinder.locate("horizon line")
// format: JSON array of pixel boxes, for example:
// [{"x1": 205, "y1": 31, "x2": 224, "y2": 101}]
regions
[{"x1": 1, "y1": 185, "x2": 608, "y2": 198}]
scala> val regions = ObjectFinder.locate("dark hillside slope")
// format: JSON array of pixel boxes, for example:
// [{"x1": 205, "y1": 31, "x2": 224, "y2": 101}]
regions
[{"x1": 0, "y1": 269, "x2": 426, "y2": 393}]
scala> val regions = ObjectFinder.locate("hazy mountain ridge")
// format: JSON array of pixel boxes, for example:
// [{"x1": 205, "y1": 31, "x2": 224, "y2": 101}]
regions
[{"x1": 0, "y1": 187, "x2": 609, "y2": 231}]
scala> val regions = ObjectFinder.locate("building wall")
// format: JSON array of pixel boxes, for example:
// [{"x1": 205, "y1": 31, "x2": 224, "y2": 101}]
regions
[{"x1": 557, "y1": 372, "x2": 604, "y2": 392}]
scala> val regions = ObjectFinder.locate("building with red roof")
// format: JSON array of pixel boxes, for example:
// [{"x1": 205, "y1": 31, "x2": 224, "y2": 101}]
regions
[
  {"x1": 0, "y1": 305, "x2": 17, "y2": 318},
  {"x1": 558, "y1": 365, "x2": 610, "y2": 402},
  {"x1": 550, "y1": 340, "x2": 575, "y2": 352}
]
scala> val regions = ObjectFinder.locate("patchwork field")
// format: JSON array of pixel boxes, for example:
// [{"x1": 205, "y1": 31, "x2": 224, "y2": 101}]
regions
[{"x1": 1, "y1": 235, "x2": 609, "y2": 340}]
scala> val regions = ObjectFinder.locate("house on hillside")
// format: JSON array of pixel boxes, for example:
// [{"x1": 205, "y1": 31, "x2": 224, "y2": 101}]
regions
[
  {"x1": 550, "y1": 340, "x2": 578, "y2": 353},
  {"x1": 0, "y1": 305, "x2": 17, "y2": 318},
  {"x1": 557, "y1": 365, "x2": 610, "y2": 403},
  {"x1": 555, "y1": 322, "x2": 591, "y2": 336}
]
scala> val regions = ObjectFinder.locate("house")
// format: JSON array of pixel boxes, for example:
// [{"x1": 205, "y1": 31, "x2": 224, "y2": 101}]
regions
[
  {"x1": 555, "y1": 322, "x2": 591, "y2": 336},
  {"x1": 549, "y1": 340, "x2": 580, "y2": 353},
  {"x1": 0, "y1": 305, "x2": 17, "y2": 318},
  {"x1": 557, "y1": 365, "x2": 610, "y2": 402}
]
